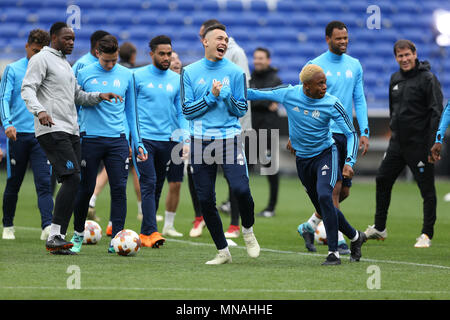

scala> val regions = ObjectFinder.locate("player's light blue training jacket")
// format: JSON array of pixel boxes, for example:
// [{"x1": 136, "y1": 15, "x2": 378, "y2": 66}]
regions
[
  {"x1": 133, "y1": 64, "x2": 189, "y2": 143},
  {"x1": 180, "y1": 57, "x2": 248, "y2": 139},
  {"x1": 247, "y1": 85, "x2": 359, "y2": 167},
  {"x1": 435, "y1": 100, "x2": 450, "y2": 143},
  {"x1": 76, "y1": 62, "x2": 143, "y2": 151},
  {"x1": 0, "y1": 58, "x2": 35, "y2": 132},
  {"x1": 72, "y1": 52, "x2": 97, "y2": 78},
  {"x1": 308, "y1": 50, "x2": 369, "y2": 138}
]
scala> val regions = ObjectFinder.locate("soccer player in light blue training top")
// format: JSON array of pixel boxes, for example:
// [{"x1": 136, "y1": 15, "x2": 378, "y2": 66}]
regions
[
  {"x1": 297, "y1": 21, "x2": 370, "y2": 254},
  {"x1": 72, "y1": 30, "x2": 109, "y2": 78},
  {"x1": 430, "y1": 100, "x2": 450, "y2": 163},
  {"x1": 181, "y1": 24, "x2": 260, "y2": 264},
  {"x1": 247, "y1": 64, "x2": 367, "y2": 265},
  {"x1": 1, "y1": 29, "x2": 53, "y2": 241},
  {"x1": 71, "y1": 35, "x2": 147, "y2": 253},
  {"x1": 133, "y1": 35, "x2": 189, "y2": 248}
]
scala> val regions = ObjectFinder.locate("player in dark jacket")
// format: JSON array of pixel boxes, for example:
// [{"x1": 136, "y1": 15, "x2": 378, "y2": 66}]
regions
[
  {"x1": 248, "y1": 48, "x2": 282, "y2": 218},
  {"x1": 365, "y1": 40, "x2": 443, "y2": 248}
]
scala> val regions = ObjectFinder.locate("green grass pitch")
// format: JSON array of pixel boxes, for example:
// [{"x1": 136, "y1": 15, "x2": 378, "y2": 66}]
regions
[{"x1": 0, "y1": 170, "x2": 449, "y2": 300}]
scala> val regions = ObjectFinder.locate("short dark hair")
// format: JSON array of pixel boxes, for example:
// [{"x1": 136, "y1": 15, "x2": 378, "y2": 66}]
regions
[
  {"x1": 119, "y1": 42, "x2": 137, "y2": 62},
  {"x1": 90, "y1": 30, "x2": 110, "y2": 50},
  {"x1": 28, "y1": 29, "x2": 50, "y2": 46},
  {"x1": 254, "y1": 47, "x2": 271, "y2": 58},
  {"x1": 203, "y1": 24, "x2": 226, "y2": 38},
  {"x1": 149, "y1": 35, "x2": 172, "y2": 52},
  {"x1": 325, "y1": 20, "x2": 348, "y2": 38},
  {"x1": 49, "y1": 22, "x2": 69, "y2": 37},
  {"x1": 97, "y1": 35, "x2": 119, "y2": 54},
  {"x1": 200, "y1": 19, "x2": 221, "y2": 38},
  {"x1": 393, "y1": 39, "x2": 416, "y2": 56}
]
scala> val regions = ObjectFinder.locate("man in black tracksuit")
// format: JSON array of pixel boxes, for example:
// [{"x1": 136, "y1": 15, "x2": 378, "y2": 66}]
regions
[
  {"x1": 249, "y1": 48, "x2": 282, "y2": 217},
  {"x1": 365, "y1": 40, "x2": 443, "y2": 248}
]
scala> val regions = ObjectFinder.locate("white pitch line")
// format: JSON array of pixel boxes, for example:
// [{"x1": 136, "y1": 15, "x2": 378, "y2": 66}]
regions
[
  {"x1": 168, "y1": 238, "x2": 450, "y2": 270},
  {"x1": 12, "y1": 226, "x2": 450, "y2": 270},
  {"x1": 0, "y1": 286, "x2": 448, "y2": 295}
]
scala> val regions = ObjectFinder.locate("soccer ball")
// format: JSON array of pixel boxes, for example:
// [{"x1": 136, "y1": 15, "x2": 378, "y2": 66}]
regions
[
  {"x1": 83, "y1": 220, "x2": 102, "y2": 244},
  {"x1": 111, "y1": 229, "x2": 141, "y2": 256},
  {"x1": 314, "y1": 221, "x2": 327, "y2": 245}
]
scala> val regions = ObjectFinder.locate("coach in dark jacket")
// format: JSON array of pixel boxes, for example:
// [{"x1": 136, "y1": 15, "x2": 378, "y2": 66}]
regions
[
  {"x1": 365, "y1": 40, "x2": 443, "y2": 248},
  {"x1": 249, "y1": 48, "x2": 282, "y2": 217}
]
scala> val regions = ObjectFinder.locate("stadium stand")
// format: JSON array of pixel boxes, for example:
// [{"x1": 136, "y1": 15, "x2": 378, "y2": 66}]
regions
[{"x1": 0, "y1": 0, "x2": 449, "y2": 115}]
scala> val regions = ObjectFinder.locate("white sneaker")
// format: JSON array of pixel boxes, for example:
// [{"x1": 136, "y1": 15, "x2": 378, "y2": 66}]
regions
[
  {"x1": 364, "y1": 225, "x2": 388, "y2": 240},
  {"x1": 414, "y1": 233, "x2": 431, "y2": 248},
  {"x1": 224, "y1": 225, "x2": 240, "y2": 238},
  {"x1": 444, "y1": 193, "x2": 450, "y2": 202},
  {"x1": 189, "y1": 218, "x2": 205, "y2": 237},
  {"x1": 205, "y1": 251, "x2": 232, "y2": 265},
  {"x1": 243, "y1": 232, "x2": 260, "y2": 258},
  {"x1": 2, "y1": 226, "x2": 15, "y2": 240},
  {"x1": 162, "y1": 226, "x2": 183, "y2": 237},
  {"x1": 156, "y1": 214, "x2": 163, "y2": 222},
  {"x1": 40, "y1": 225, "x2": 51, "y2": 240}
]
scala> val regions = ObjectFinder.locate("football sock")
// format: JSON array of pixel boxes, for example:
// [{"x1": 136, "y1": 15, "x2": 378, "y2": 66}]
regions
[
  {"x1": 74, "y1": 231, "x2": 84, "y2": 238},
  {"x1": 329, "y1": 251, "x2": 340, "y2": 259},
  {"x1": 219, "y1": 246, "x2": 230, "y2": 255},
  {"x1": 351, "y1": 231, "x2": 360, "y2": 242},
  {"x1": 108, "y1": 221, "x2": 112, "y2": 227},
  {"x1": 242, "y1": 226, "x2": 253, "y2": 234},
  {"x1": 89, "y1": 195, "x2": 97, "y2": 208},
  {"x1": 308, "y1": 213, "x2": 322, "y2": 230},
  {"x1": 49, "y1": 223, "x2": 61, "y2": 240},
  {"x1": 338, "y1": 231, "x2": 345, "y2": 243},
  {"x1": 164, "y1": 211, "x2": 176, "y2": 229},
  {"x1": 137, "y1": 201, "x2": 142, "y2": 215}
]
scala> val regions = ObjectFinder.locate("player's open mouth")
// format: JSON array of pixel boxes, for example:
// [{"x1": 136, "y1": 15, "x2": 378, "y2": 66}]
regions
[{"x1": 217, "y1": 47, "x2": 226, "y2": 54}]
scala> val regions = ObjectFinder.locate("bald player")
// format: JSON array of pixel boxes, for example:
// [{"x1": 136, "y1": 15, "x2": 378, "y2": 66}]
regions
[{"x1": 247, "y1": 64, "x2": 367, "y2": 265}]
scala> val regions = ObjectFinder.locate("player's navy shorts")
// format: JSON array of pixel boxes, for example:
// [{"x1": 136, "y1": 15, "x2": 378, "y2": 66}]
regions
[
  {"x1": 167, "y1": 161, "x2": 184, "y2": 183},
  {"x1": 332, "y1": 132, "x2": 352, "y2": 188},
  {"x1": 37, "y1": 132, "x2": 81, "y2": 182}
]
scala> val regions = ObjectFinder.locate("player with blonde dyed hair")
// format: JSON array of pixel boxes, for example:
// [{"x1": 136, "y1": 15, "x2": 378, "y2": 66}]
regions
[
  {"x1": 246, "y1": 66, "x2": 367, "y2": 265},
  {"x1": 299, "y1": 64, "x2": 325, "y2": 84}
]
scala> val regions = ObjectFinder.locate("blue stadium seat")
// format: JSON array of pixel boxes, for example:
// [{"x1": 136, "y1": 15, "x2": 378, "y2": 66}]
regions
[
  {"x1": 161, "y1": 11, "x2": 188, "y2": 26},
  {"x1": 110, "y1": 11, "x2": 141, "y2": 26},
  {"x1": 275, "y1": 1, "x2": 297, "y2": 13},
  {"x1": 112, "y1": 0, "x2": 144, "y2": 10},
  {"x1": 82, "y1": 10, "x2": 111, "y2": 25},
  {"x1": 228, "y1": 27, "x2": 255, "y2": 42},
  {"x1": 250, "y1": 0, "x2": 269, "y2": 13},
  {"x1": 136, "y1": 11, "x2": 160, "y2": 26},
  {"x1": 44, "y1": 0, "x2": 72, "y2": 9},
  {"x1": 225, "y1": 0, "x2": 244, "y2": 12},
  {"x1": 289, "y1": 12, "x2": 314, "y2": 28},
  {"x1": 36, "y1": 8, "x2": 68, "y2": 24},
  {"x1": 147, "y1": 2, "x2": 171, "y2": 11},
  {"x1": 197, "y1": 1, "x2": 221, "y2": 12},
  {"x1": 263, "y1": 13, "x2": 290, "y2": 27},
  {"x1": 1, "y1": 8, "x2": 28, "y2": 23},
  {"x1": 297, "y1": 1, "x2": 322, "y2": 14},
  {"x1": 175, "y1": 0, "x2": 198, "y2": 12},
  {"x1": 0, "y1": 23, "x2": 21, "y2": 38}
]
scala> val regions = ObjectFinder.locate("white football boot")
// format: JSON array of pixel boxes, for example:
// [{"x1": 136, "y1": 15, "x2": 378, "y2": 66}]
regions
[
  {"x1": 2, "y1": 226, "x2": 15, "y2": 240},
  {"x1": 364, "y1": 225, "x2": 388, "y2": 240},
  {"x1": 205, "y1": 251, "x2": 232, "y2": 265},
  {"x1": 243, "y1": 232, "x2": 260, "y2": 258},
  {"x1": 414, "y1": 234, "x2": 431, "y2": 248}
]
